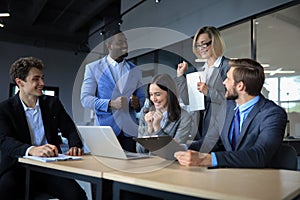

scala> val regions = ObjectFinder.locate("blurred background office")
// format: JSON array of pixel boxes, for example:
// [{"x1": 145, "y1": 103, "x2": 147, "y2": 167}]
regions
[{"x1": 0, "y1": 0, "x2": 299, "y2": 162}]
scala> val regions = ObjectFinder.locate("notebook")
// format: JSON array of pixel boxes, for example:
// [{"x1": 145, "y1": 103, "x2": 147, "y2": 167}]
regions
[
  {"x1": 77, "y1": 126, "x2": 150, "y2": 160},
  {"x1": 24, "y1": 154, "x2": 82, "y2": 163}
]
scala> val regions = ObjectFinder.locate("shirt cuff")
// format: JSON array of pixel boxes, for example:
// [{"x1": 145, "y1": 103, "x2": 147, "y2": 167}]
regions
[
  {"x1": 25, "y1": 146, "x2": 35, "y2": 156},
  {"x1": 182, "y1": 144, "x2": 189, "y2": 151},
  {"x1": 211, "y1": 152, "x2": 218, "y2": 167}
]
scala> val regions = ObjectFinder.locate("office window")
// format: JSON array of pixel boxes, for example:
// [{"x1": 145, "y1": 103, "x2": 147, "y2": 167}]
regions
[
  {"x1": 256, "y1": 4, "x2": 300, "y2": 137},
  {"x1": 221, "y1": 21, "x2": 251, "y2": 59}
]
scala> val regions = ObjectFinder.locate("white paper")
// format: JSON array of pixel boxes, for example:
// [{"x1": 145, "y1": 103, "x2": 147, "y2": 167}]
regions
[
  {"x1": 23, "y1": 154, "x2": 82, "y2": 163},
  {"x1": 186, "y1": 72, "x2": 205, "y2": 111}
]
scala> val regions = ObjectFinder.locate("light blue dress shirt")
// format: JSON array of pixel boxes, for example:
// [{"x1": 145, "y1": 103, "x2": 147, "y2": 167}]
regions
[
  {"x1": 21, "y1": 99, "x2": 47, "y2": 156},
  {"x1": 211, "y1": 96, "x2": 260, "y2": 167},
  {"x1": 106, "y1": 55, "x2": 130, "y2": 93}
]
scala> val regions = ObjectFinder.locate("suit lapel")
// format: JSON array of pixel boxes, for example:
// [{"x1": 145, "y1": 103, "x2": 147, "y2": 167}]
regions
[
  {"x1": 38, "y1": 96, "x2": 51, "y2": 141},
  {"x1": 12, "y1": 94, "x2": 32, "y2": 143},
  {"x1": 236, "y1": 96, "x2": 265, "y2": 148},
  {"x1": 222, "y1": 101, "x2": 236, "y2": 151}
]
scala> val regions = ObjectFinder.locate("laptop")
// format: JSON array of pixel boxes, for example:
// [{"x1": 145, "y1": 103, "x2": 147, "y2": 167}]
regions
[{"x1": 77, "y1": 126, "x2": 150, "y2": 160}]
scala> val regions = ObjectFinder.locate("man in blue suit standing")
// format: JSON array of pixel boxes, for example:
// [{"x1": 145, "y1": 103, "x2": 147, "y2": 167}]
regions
[
  {"x1": 175, "y1": 58, "x2": 287, "y2": 168},
  {"x1": 81, "y1": 31, "x2": 145, "y2": 152}
]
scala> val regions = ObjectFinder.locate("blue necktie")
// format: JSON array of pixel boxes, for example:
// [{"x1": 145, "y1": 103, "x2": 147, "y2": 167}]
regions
[{"x1": 232, "y1": 108, "x2": 240, "y2": 149}]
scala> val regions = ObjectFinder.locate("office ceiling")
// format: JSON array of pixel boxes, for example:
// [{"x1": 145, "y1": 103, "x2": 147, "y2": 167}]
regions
[{"x1": 0, "y1": 0, "x2": 120, "y2": 52}]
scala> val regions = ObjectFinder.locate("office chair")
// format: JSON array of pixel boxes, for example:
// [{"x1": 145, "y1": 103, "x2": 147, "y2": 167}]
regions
[{"x1": 270, "y1": 143, "x2": 298, "y2": 170}]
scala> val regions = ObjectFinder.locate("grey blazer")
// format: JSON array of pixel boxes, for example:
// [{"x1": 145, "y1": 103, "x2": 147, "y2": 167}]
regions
[
  {"x1": 136, "y1": 108, "x2": 191, "y2": 153},
  {"x1": 175, "y1": 56, "x2": 230, "y2": 140}
]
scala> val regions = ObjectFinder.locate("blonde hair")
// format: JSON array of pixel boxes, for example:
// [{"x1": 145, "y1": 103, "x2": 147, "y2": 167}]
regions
[{"x1": 192, "y1": 26, "x2": 225, "y2": 58}]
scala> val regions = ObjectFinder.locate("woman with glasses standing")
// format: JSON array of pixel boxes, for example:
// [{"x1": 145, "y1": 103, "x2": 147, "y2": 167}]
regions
[{"x1": 175, "y1": 26, "x2": 230, "y2": 149}]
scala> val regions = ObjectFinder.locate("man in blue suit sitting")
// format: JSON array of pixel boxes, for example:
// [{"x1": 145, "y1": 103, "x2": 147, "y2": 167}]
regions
[{"x1": 175, "y1": 58, "x2": 287, "y2": 168}]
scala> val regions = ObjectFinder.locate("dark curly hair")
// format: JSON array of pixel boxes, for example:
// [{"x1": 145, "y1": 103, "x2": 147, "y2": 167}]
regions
[{"x1": 10, "y1": 57, "x2": 44, "y2": 84}]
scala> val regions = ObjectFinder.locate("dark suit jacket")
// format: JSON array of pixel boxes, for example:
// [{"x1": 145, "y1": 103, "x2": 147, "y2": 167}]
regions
[
  {"x1": 189, "y1": 95, "x2": 287, "y2": 168},
  {"x1": 0, "y1": 94, "x2": 83, "y2": 176}
]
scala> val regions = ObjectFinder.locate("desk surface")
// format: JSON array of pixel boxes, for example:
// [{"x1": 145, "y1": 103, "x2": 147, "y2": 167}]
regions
[
  {"x1": 104, "y1": 167, "x2": 300, "y2": 200},
  {"x1": 19, "y1": 155, "x2": 300, "y2": 200},
  {"x1": 19, "y1": 155, "x2": 112, "y2": 178}
]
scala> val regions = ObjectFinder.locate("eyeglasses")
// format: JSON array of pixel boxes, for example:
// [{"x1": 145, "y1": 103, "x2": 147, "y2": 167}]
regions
[{"x1": 194, "y1": 41, "x2": 212, "y2": 50}]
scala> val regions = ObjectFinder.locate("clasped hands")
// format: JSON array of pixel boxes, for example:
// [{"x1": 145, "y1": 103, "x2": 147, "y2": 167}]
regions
[
  {"x1": 174, "y1": 150, "x2": 212, "y2": 167},
  {"x1": 29, "y1": 144, "x2": 84, "y2": 157},
  {"x1": 110, "y1": 95, "x2": 140, "y2": 110},
  {"x1": 145, "y1": 108, "x2": 163, "y2": 133}
]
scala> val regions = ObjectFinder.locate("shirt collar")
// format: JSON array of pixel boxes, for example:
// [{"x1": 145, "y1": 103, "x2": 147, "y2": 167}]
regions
[
  {"x1": 203, "y1": 56, "x2": 223, "y2": 68},
  {"x1": 214, "y1": 56, "x2": 223, "y2": 68},
  {"x1": 235, "y1": 96, "x2": 260, "y2": 113},
  {"x1": 107, "y1": 55, "x2": 124, "y2": 66},
  {"x1": 21, "y1": 98, "x2": 40, "y2": 111}
]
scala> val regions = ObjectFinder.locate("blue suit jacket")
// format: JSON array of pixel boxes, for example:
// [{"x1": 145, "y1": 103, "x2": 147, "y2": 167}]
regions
[
  {"x1": 81, "y1": 56, "x2": 145, "y2": 137},
  {"x1": 189, "y1": 95, "x2": 287, "y2": 168}
]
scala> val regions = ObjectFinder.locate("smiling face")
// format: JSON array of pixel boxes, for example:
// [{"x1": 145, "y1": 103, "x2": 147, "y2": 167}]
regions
[
  {"x1": 16, "y1": 67, "x2": 45, "y2": 98},
  {"x1": 108, "y1": 33, "x2": 128, "y2": 61},
  {"x1": 195, "y1": 33, "x2": 213, "y2": 59},
  {"x1": 149, "y1": 83, "x2": 168, "y2": 111}
]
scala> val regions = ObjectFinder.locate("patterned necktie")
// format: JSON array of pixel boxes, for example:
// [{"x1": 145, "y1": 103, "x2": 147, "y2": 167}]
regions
[{"x1": 232, "y1": 108, "x2": 240, "y2": 149}]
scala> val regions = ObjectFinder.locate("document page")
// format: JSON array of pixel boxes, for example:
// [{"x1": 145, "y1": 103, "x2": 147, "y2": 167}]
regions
[
  {"x1": 186, "y1": 72, "x2": 205, "y2": 111},
  {"x1": 24, "y1": 154, "x2": 82, "y2": 163}
]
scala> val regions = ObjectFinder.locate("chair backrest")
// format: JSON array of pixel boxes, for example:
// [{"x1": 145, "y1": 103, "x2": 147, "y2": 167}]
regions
[{"x1": 270, "y1": 143, "x2": 298, "y2": 170}]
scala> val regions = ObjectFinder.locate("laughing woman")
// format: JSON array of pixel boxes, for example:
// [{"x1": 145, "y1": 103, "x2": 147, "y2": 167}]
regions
[{"x1": 136, "y1": 74, "x2": 191, "y2": 153}]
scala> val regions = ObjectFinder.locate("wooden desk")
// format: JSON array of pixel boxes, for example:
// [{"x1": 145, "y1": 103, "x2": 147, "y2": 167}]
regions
[
  {"x1": 19, "y1": 155, "x2": 112, "y2": 200},
  {"x1": 104, "y1": 165, "x2": 300, "y2": 200},
  {"x1": 19, "y1": 156, "x2": 300, "y2": 200}
]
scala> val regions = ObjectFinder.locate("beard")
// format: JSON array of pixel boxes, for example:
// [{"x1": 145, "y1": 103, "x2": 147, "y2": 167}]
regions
[
  {"x1": 114, "y1": 52, "x2": 128, "y2": 63},
  {"x1": 226, "y1": 88, "x2": 238, "y2": 100}
]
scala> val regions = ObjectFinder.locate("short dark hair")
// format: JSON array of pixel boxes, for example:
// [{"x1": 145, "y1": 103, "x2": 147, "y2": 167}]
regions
[
  {"x1": 230, "y1": 58, "x2": 265, "y2": 96},
  {"x1": 147, "y1": 74, "x2": 181, "y2": 122},
  {"x1": 10, "y1": 57, "x2": 44, "y2": 84}
]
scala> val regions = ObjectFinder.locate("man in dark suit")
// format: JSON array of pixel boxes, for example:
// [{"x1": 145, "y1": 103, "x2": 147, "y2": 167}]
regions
[
  {"x1": 0, "y1": 57, "x2": 87, "y2": 199},
  {"x1": 175, "y1": 58, "x2": 287, "y2": 168}
]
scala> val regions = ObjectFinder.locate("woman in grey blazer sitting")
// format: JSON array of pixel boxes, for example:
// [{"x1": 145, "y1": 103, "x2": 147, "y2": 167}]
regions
[{"x1": 137, "y1": 74, "x2": 191, "y2": 153}]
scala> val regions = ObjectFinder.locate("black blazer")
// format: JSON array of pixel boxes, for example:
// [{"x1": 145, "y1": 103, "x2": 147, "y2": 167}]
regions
[{"x1": 0, "y1": 94, "x2": 83, "y2": 176}]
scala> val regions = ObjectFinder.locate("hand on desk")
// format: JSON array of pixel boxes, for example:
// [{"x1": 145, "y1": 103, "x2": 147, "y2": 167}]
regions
[
  {"x1": 66, "y1": 147, "x2": 84, "y2": 156},
  {"x1": 29, "y1": 144, "x2": 58, "y2": 157},
  {"x1": 174, "y1": 150, "x2": 212, "y2": 167}
]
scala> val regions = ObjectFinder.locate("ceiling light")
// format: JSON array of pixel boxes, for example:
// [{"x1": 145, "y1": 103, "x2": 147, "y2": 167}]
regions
[
  {"x1": 261, "y1": 63, "x2": 270, "y2": 68},
  {"x1": 0, "y1": 23, "x2": 4, "y2": 28},
  {"x1": 99, "y1": 30, "x2": 105, "y2": 36},
  {"x1": 264, "y1": 68, "x2": 295, "y2": 76},
  {"x1": 155, "y1": 0, "x2": 161, "y2": 3},
  {"x1": 0, "y1": 13, "x2": 10, "y2": 17},
  {"x1": 118, "y1": 19, "x2": 123, "y2": 26}
]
